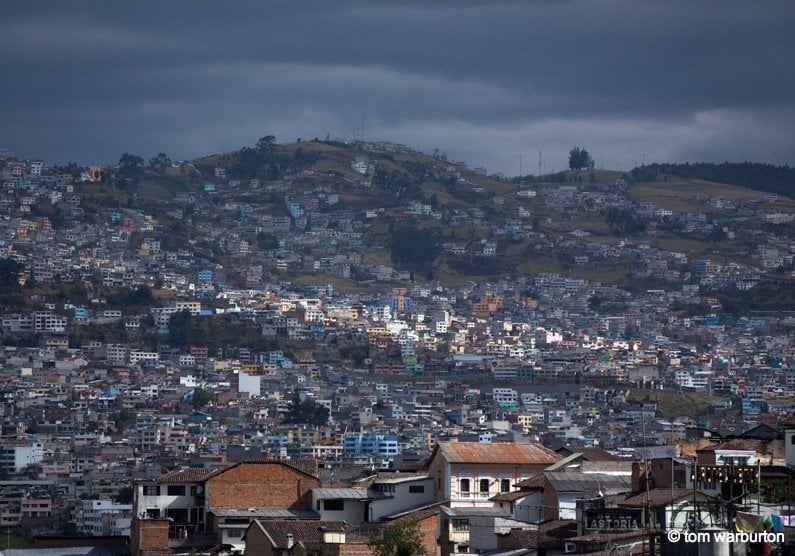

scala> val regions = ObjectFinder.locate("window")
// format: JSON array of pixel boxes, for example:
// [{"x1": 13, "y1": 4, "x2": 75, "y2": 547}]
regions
[
  {"x1": 452, "y1": 519, "x2": 469, "y2": 532},
  {"x1": 378, "y1": 484, "x2": 395, "y2": 494},
  {"x1": 323, "y1": 499, "x2": 345, "y2": 511},
  {"x1": 143, "y1": 485, "x2": 159, "y2": 496},
  {"x1": 479, "y1": 479, "x2": 490, "y2": 493},
  {"x1": 459, "y1": 478, "x2": 470, "y2": 496},
  {"x1": 409, "y1": 485, "x2": 425, "y2": 494},
  {"x1": 500, "y1": 479, "x2": 511, "y2": 493},
  {"x1": 167, "y1": 485, "x2": 186, "y2": 496},
  {"x1": 227, "y1": 529, "x2": 243, "y2": 538}
]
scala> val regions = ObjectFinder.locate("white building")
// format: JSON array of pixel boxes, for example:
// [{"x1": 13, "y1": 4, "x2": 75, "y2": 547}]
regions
[
  {"x1": 428, "y1": 441, "x2": 560, "y2": 508},
  {"x1": 0, "y1": 436, "x2": 45, "y2": 473},
  {"x1": 76, "y1": 499, "x2": 133, "y2": 536}
]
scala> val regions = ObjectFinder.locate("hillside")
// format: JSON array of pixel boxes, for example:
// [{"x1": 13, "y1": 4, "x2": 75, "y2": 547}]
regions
[{"x1": 84, "y1": 139, "x2": 795, "y2": 292}]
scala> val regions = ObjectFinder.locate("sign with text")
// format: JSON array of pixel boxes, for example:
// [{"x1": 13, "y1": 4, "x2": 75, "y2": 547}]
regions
[{"x1": 585, "y1": 508, "x2": 644, "y2": 531}]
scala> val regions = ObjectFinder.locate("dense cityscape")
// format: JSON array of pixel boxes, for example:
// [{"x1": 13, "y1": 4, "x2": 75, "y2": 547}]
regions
[{"x1": 0, "y1": 142, "x2": 793, "y2": 556}]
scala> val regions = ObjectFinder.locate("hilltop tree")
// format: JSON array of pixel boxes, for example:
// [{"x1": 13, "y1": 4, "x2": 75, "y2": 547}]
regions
[
  {"x1": 148, "y1": 152, "x2": 171, "y2": 169},
  {"x1": 256, "y1": 135, "x2": 277, "y2": 152},
  {"x1": 568, "y1": 147, "x2": 594, "y2": 170},
  {"x1": 118, "y1": 152, "x2": 145, "y2": 183},
  {"x1": 118, "y1": 153, "x2": 144, "y2": 169}
]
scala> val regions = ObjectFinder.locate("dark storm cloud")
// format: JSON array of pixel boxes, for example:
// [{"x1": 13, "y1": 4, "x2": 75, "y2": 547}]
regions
[{"x1": 3, "y1": 1, "x2": 794, "y2": 174}]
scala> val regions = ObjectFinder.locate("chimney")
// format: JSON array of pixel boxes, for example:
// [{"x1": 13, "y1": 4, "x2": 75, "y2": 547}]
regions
[{"x1": 286, "y1": 533, "x2": 295, "y2": 550}]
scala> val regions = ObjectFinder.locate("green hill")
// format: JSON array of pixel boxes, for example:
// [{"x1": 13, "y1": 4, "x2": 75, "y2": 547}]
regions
[{"x1": 83, "y1": 140, "x2": 795, "y2": 289}]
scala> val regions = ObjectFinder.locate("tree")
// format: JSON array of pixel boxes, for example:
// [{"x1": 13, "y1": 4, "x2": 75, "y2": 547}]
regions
[
  {"x1": 148, "y1": 152, "x2": 171, "y2": 169},
  {"x1": 568, "y1": 147, "x2": 594, "y2": 170},
  {"x1": 256, "y1": 231, "x2": 280, "y2": 251},
  {"x1": 256, "y1": 135, "x2": 277, "y2": 152},
  {"x1": 389, "y1": 226, "x2": 443, "y2": 274},
  {"x1": 118, "y1": 153, "x2": 144, "y2": 169},
  {"x1": 284, "y1": 394, "x2": 329, "y2": 427},
  {"x1": 116, "y1": 486, "x2": 134, "y2": 504},
  {"x1": 191, "y1": 387, "x2": 214, "y2": 410},
  {"x1": 0, "y1": 258, "x2": 24, "y2": 290},
  {"x1": 118, "y1": 153, "x2": 145, "y2": 182},
  {"x1": 369, "y1": 519, "x2": 427, "y2": 556}
]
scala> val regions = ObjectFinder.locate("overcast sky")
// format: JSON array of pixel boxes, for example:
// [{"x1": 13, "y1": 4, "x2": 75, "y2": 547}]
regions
[{"x1": 3, "y1": 1, "x2": 794, "y2": 176}]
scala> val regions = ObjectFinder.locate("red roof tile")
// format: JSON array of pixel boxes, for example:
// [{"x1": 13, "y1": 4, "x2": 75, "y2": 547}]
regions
[{"x1": 157, "y1": 465, "x2": 230, "y2": 484}]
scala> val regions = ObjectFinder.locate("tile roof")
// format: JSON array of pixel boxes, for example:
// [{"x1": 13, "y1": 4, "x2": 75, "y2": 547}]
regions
[
  {"x1": 157, "y1": 465, "x2": 229, "y2": 483},
  {"x1": 436, "y1": 441, "x2": 561, "y2": 465},
  {"x1": 497, "y1": 519, "x2": 577, "y2": 550},
  {"x1": 618, "y1": 488, "x2": 698, "y2": 508},
  {"x1": 514, "y1": 473, "x2": 545, "y2": 489},
  {"x1": 490, "y1": 490, "x2": 535, "y2": 502},
  {"x1": 250, "y1": 519, "x2": 351, "y2": 549}
]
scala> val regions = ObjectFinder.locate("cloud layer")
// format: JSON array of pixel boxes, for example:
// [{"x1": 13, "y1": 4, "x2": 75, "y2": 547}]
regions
[{"x1": 3, "y1": 1, "x2": 794, "y2": 175}]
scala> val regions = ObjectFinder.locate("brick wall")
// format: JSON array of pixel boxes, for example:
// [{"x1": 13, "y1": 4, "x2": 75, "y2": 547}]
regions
[
  {"x1": 417, "y1": 513, "x2": 441, "y2": 556},
  {"x1": 334, "y1": 543, "x2": 375, "y2": 556},
  {"x1": 206, "y1": 462, "x2": 319, "y2": 510},
  {"x1": 130, "y1": 517, "x2": 170, "y2": 556},
  {"x1": 543, "y1": 477, "x2": 560, "y2": 521}
]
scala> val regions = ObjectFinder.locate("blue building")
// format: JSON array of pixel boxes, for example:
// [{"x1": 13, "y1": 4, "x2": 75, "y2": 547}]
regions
[
  {"x1": 268, "y1": 351, "x2": 286, "y2": 366},
  {"x1": 343, "y1": 432, "x2": 399, "y2": 461}
]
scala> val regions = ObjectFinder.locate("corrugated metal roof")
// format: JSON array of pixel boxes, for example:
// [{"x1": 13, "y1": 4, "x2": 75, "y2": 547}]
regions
[
  {"x1": 212, "y1": 508, "x2": 319, "y2": 518},
  {"x1": 2, "y1": 548, "x2": 125, "y2": 556},
  {"x1": 442, "y1": 506, "x2": 512, "y2": 517},
  {"x1": 373, "y1": 473, "x2": 429, "y2": 484},
  {"x1": 545, "y1": 453, "x2": 583, "y2": 471},
  {"x1": 438, "y1": 441, "x2": 561, "y2": 465},
  {"x1": 544, "y1": 471, "x2": 630, "y2": 494},
  {"x1": 313, "y1": 487, "x2": 371, "y2": 499}
]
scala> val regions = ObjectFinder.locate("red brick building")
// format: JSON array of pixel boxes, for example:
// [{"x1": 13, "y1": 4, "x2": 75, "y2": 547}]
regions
[{"x1": 131, "y1": 460, "x2": 321, "y2": 555}]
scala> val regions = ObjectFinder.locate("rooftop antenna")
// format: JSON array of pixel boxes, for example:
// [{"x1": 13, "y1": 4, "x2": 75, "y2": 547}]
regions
[{"x1": 538, "y1": 151, "x2": 542, "y2": 177}]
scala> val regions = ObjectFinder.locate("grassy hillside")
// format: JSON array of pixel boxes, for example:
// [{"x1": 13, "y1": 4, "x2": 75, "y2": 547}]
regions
[{"x1": 85, "y1": 140, "x2": 795, "y2": 288}]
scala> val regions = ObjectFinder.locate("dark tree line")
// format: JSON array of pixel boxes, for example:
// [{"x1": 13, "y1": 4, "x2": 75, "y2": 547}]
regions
[
  {"x1": 231, "y1": 136, "x2": 320, "y2": 182},
  {"x1": 630, "y1": 162, "x2": 795, "y2": 198}
]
